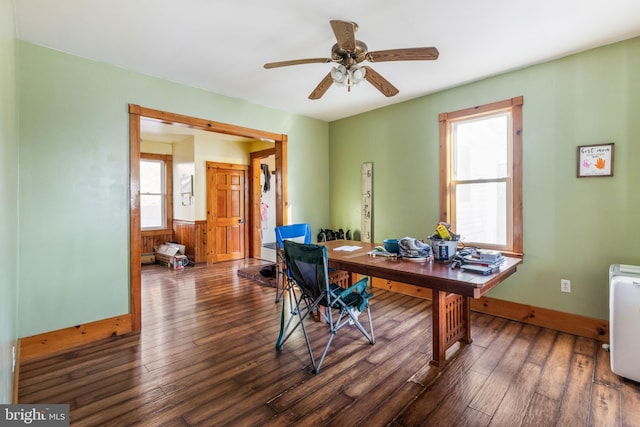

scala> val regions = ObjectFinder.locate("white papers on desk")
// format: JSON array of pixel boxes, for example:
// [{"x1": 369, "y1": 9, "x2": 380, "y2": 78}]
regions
[{"x1": 333, "y1": 245, "x2": 362, "y2": 252}]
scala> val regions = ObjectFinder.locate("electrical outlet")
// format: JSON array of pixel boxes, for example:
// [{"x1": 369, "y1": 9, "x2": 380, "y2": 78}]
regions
[{"x1": 561, "y1": 279, "x2": 571, "y2": 293}]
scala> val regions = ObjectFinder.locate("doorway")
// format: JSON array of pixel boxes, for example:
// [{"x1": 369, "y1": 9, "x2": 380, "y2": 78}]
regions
[
  {"x1": 250, "y1": 148, "x2": 277, "y2": 262},
  {"x1": 129, "y1": 104, "x2": 288, "y2": 331}
]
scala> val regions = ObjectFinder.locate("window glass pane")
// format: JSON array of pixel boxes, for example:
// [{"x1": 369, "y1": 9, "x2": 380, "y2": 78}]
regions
[
  {"x1": 453, "y1": 114, "x2": 509, "y2": 181},
  {"x1": 455, "y1": 182, "x2": 507, "y2": 246},
  {"x1": 140, "y1": 160, "x2": 163, "y2": 193},
  {"x1": 141, "y1": 194, "x2": 163, "y2": 228}
]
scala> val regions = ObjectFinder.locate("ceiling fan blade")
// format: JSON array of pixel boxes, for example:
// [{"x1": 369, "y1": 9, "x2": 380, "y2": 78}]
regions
[
  {"x1": 264, "y1": 58, "x2": 332, "y2": 69},
  {"x1": 308, "y1": 73, "x2": 334, "y2": 100},
  {"x1": 363, "y1": 66, "x2": 399, "y2": 97},
  {"x1": 366, "y1": 47, "x2": 439, "y2": 62},
  {"x1": 330, "y1": 20, "x2": 356, "y2": 52}
]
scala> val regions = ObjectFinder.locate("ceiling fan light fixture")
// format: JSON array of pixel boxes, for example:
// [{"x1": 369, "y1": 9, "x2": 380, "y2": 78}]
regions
[
  {"x1": 350, "y1": 65, "x2": 366, "y2": 85},
  {"x1": 331, "y1": 65, "x2": 348, "y2": 86}
]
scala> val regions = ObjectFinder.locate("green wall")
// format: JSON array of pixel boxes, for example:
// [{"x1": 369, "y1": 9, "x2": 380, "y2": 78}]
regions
[
  {"x1": 0, "y1": 0, "x2": 19, "y2": 403},
  {"x1": 17, "y1": 41, "x2": 329, "y2": 337},
  {"x1": 329, "y1": 37, "x2": 640, "y2": 320}
]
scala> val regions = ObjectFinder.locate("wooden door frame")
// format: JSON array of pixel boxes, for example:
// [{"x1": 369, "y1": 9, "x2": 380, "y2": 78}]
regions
[
  {"x1": 129, "y1": 104, "x2": 288, "y2": 331},
  {"x1": 249, "y1": 148, "x2": 276, "y2": 257}
]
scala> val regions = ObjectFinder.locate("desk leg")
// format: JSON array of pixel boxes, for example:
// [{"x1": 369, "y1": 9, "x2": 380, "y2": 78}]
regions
[
  {"x1": 430, "y1": 292, "x2": 473, "y2": 367},
  {"x1": 462, "y1": 295, "x2": 472, "y2": 344},
  {"x1": 431, "y1": 290, "x2": 447, "y2": 367}
]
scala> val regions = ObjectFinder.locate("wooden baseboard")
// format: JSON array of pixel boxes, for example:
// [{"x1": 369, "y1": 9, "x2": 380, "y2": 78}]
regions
[
  {"x1": 371, "y1": 278, "x2": 609, "y2": 343},
  {"x1": 470, "y1": 296, "x2": 609, "y2": 342},
  {"x1": 20, "y1": 314, "x2": 133, "y2": 362}
]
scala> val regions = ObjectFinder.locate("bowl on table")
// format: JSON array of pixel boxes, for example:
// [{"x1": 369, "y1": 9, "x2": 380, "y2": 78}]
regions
[{"x1": 383, "y1": 239, "x2": 399, "y2": 254}]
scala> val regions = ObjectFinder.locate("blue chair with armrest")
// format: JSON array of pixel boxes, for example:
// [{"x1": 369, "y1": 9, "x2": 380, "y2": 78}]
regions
[{"x1": 274, "y1": 224, "x2": 311, "y2": 303}]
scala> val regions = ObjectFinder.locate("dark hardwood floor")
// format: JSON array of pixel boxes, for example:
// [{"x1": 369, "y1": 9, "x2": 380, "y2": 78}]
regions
[{"x1": 18, "y1": 260, "x2": 640, "y2": 426}]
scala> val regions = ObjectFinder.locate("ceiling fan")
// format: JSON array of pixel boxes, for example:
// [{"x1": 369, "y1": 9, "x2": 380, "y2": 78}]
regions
[{"x1": 264, "y1": 20, "x2": 439, "y2": 100}]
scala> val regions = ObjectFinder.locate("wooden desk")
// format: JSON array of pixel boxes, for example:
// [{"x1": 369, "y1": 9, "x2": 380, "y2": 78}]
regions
[{"x1": 321, "y1": 240, "x2": 523, "y2": 367}]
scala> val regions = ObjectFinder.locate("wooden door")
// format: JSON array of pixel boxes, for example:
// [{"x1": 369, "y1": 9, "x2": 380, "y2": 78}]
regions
[{"x1": 206, "y1": 162, "x2": 248, "y2": 263}]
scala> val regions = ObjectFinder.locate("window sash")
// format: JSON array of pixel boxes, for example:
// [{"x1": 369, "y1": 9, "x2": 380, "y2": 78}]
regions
[
  {"x1": 450, "y1": 178, "x2": 513, "y2": 250},
  {"x1": 141, "y1": 194, "x2": 165, "y2": 229},
  {"x1": 451, "y1": 112, "x2": 512, "y2": 181},
  {"x1": 450, "y1": 111, "x2": 513, "y2": 249},
  {"x1": 140, "y1": 158, "x2": 168, "y2": 230}
]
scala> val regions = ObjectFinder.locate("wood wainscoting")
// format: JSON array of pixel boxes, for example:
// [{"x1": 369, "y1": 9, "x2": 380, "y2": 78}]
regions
[
  {"x1": 172, "y1": 220, "x2": 207, "y2": 263},
  {"x1": 371, "y1": 277, "x2": 609, "y2": 343},
  {"x1": 141, "y1": 221, "x2": 206, "y2": 263},
  {"x1": 141, "y1": 229, "x2": 173, "y2": 254}
]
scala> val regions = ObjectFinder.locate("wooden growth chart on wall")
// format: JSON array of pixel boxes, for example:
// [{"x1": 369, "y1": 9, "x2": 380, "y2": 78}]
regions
[{"x1": 361, "y1": 162, "x2": 372, "y2": 242}]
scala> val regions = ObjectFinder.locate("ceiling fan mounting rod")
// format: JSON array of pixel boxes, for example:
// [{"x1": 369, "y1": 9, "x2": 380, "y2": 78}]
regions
[{"x1": 331, "y1": 40, "x2": 368, "y2": 67}]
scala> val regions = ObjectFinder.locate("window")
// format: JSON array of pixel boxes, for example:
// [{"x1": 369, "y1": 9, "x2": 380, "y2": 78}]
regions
[
  {"x1": 140, "y1": 154, "x2": 172, "y2": 230},
  {"x1": 439, "y1": 97, "x2": 523, "y2": 255}
]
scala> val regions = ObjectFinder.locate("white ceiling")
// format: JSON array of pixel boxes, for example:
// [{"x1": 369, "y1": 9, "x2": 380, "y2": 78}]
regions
[{"x1": 14, "y1": 0, "x2": 640, "y2": 122}]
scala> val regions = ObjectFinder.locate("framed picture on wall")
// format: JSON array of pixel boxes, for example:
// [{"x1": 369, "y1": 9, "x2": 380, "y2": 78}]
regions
[
  {"x1": 180, "y1": 175, "x2": 193, "y2": 205},
  {"x1": 180, "y1": 175, "x2": 193, "y2": 195},
  {"x1": 577, "y1": 143, "x2": 614, "y2": 177}
]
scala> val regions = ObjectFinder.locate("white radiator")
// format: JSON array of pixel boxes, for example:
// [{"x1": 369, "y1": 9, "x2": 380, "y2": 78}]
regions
[{"x1": 609, "y1": 264, "x2": 640, "y2": 382}]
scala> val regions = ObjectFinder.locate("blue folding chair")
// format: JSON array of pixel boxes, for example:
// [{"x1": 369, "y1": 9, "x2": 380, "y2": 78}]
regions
[{"x1": 274, "y1": 224, "x2": 311, "y2": 302}]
